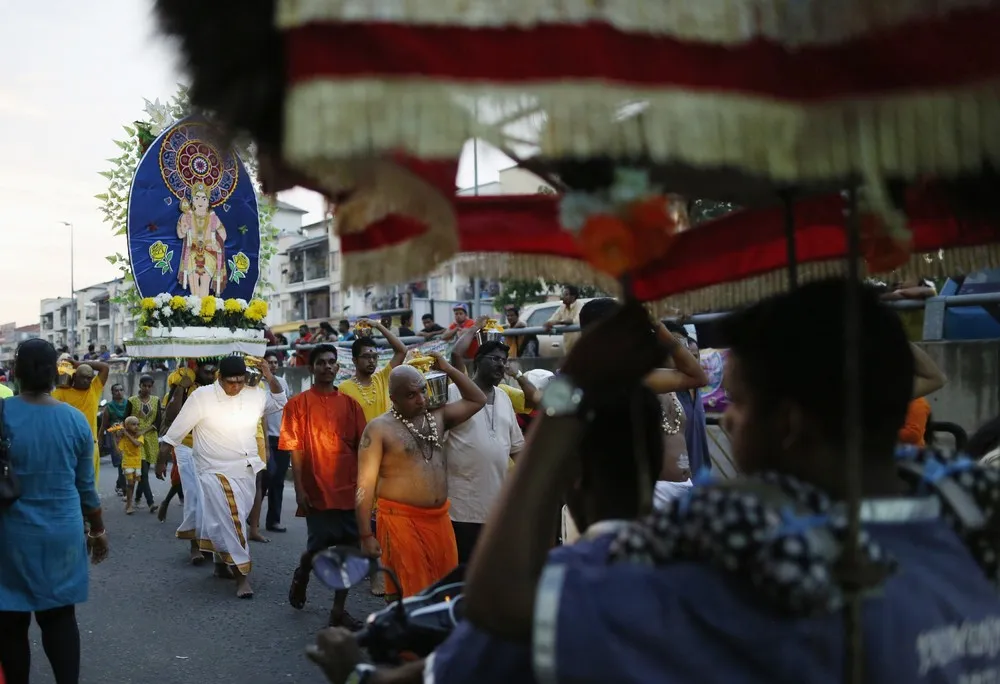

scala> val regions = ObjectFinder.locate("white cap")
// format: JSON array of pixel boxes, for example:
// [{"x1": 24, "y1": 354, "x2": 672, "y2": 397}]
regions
[{"x1": 524, "y1": 368, "x2": 555, "y2": 392}]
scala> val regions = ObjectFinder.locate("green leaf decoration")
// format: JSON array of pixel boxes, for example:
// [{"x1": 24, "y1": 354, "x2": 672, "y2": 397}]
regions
[{"x1": 98, "y1": 170, "x2": 114, "y2": 180}]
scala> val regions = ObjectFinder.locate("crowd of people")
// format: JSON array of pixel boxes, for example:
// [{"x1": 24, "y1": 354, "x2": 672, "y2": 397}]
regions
[{"x1": 4, "y1": 279, "x2": 998, "y2": 683}]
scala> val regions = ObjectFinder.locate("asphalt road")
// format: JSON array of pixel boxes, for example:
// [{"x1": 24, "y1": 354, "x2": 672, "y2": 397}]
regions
[{"x1": 27, "y1": 460, "x2": 384, "y2": 684}]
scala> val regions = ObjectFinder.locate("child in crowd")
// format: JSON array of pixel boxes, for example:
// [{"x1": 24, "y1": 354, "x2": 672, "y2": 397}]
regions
[{"x1": 118, "y1": 416, "x2": 144, "y2": 515}]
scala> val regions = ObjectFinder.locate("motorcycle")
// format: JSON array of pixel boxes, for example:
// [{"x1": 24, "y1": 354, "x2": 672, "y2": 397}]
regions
[{"x1": 312, "y1": 546, "x2": 466, "y2": 665}]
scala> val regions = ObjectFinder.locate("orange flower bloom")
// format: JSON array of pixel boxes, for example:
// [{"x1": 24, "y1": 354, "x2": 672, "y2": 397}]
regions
[
  {"x1": 578, "y1": 214, "x2": 636, "y2": 277},
  {"x1": 859, "y1": 213, "x2": 912, "y2": 273},
  {"x1": 627, "y1": 195, "x2": 678, "y2": 268}
]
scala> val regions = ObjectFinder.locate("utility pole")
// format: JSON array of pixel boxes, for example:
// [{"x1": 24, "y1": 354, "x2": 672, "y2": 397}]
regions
[{"x1": 59, "y1": 221, "x2": 76, "y2": 353}]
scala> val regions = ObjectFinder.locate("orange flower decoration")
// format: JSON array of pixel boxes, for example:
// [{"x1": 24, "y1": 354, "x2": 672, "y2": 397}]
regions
[
  {"x1": 859, "y1": 213, "x2": 912, "y2": 273},
  {"x1": 578, "y1": 214, "x2": 636, "y2": 277},
  {"x1": 627, "y1": 195, "x2": 679, "y2": 268}
]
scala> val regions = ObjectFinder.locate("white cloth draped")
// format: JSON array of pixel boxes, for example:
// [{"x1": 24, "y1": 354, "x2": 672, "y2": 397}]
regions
[{"x1": 197, "y1": 467, "x2": 256, "y2": 575}]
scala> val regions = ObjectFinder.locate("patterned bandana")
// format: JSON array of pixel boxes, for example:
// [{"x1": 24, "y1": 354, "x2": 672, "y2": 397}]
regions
[{"x1": 608, "y1": 447, "x2": 1000, "y2": 617}]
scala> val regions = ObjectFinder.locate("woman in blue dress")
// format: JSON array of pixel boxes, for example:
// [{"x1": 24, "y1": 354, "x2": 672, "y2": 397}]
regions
[{"x1": 0, "y1": 339, "x2": 109, "y2": 684}]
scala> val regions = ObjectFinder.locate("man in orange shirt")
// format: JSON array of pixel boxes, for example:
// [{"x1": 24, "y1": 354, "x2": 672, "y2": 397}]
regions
[
  {"x1": 280, "y1": 343, "x2": 368, "y2": 629},
  {"x1": 899, "y1": 397, "x2": 932, "y2": 446}
]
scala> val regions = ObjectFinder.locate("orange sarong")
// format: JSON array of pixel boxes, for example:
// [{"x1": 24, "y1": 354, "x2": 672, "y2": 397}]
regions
[{"x1": 375, "y1": 498, "x2": 458, "y2": 598}]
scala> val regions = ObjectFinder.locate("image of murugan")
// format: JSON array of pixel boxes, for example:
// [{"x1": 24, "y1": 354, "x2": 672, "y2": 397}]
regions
[{"x1": 176, "y1": 181, "x2": 227, "y2": 297}]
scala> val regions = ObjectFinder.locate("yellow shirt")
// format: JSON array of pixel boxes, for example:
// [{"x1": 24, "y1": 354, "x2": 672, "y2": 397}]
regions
[
  {"x1": 497, "y1": 383, "x2": 529, "y2": 415},
  {"x1": 339, "y1": 364, "x2": 392, "y2": 423},
  {"x1": 256, "y1": 419, "x2": 267, "y2": 464},
  {"x1": 118, "y1": 434, "x2": 145, "y2": 470},
  {"x1": 162, "y1": 384, "x2": 196, "y2": 448},
  {"x1": 53, "y1": 378, "x2": 104, "y2": 485}
]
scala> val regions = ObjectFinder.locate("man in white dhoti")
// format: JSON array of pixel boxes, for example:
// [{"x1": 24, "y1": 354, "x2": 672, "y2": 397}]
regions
[{"x1": 158, "y1": 355, "x2": 287, "y2": 599}]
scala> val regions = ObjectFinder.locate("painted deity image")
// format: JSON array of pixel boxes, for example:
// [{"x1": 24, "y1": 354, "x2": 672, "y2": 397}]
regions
[{"x1": 177, "y1": 181, "x2": 227, "y2": 297}]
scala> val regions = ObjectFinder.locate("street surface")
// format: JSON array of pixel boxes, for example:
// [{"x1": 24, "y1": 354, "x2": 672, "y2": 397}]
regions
[{"x1": 28, "y1": 461, "x2": 383, "y2": 684}]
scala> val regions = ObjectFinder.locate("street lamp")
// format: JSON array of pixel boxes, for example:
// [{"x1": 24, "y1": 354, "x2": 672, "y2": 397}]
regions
[{"x1": 58, "y1": 221, "x2": 75, "y2": 352}]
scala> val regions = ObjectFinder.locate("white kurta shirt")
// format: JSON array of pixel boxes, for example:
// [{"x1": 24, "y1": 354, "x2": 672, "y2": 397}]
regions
[
  {"x1": 443, "y1": 383, "x2": 525, "y2": 524},
  {"x1": 264, "y1": 375, "x2": 290, "y2": 438},
  {"x1": 162, "y1": 382, "x2": 287, "y2": 479}
]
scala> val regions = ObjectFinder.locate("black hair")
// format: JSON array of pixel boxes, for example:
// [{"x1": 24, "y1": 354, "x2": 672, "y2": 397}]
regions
[
  {"x1": 401, "y1": 312, "x2": 413, "y2": 324},
  {"x1": 504, "y1": 305, "x2": 520, "y2": 315},
  {"x1": 718, "y1": 278, "x2": 913, "y2": 457},
  {"x1": 111, "y1": 383, "x2": 124, "y2": 392},
  {"x1": 966, "y1": 416, "x2": 1000, "y2": 459},
  {"x1": 14, "y1": 339, "x2": 58, "y2": 393},
  {"x1": 569, "y1": 385, "x2": 664, "y2": 526},
  {"x1": 562, "y1": 284, "x2": 581, "y2": 298},
  {"x1": 421, "y1": 313, "x2": 434, "y2": 321},
  {"x1": 475, "y1": 340, "x2": 510, "y2": 361},
  {"x1": 338, "y1": 318, "x2": 350, "y2": 328},
  {"x1": 663, "y1": 320, "x2": 688, "y2": 338},
  {"x1": 351, "y1": 337, "x2": 377, "y2": 358},
  {"x1": 139, "y1": 374, "x2": 154, "y2": 385},
  {"x1": 88, "y1": 343, "x2": 95, "y2": 352},
  {"x1": 264, "y1": 351, "x2": 278, "y2": 361},
  {"x1": 319, "y1": 321, "x2": 334, "y2": 333},
  {"x1": 309, "y1": 343, "x2": 339, "y2": 366},
  {"x1": 579, "y1": 298, "x2": 621, "y2": 331}
]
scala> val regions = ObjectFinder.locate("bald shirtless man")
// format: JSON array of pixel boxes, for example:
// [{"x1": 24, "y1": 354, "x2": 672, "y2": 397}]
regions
[{"x1": 356, "y1": 354, "x2": 486, "y2": 600}]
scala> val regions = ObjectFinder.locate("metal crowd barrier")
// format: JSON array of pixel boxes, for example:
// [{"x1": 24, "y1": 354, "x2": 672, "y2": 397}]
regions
[{"x1": 266, "y1": 291, "x2": 1000, "y2": 353}]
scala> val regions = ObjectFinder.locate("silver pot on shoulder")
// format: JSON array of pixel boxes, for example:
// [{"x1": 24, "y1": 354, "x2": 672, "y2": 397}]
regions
[
  {"x1": 475, "y1": 330, "x2": 505, "y2": 346},
  {"x1": 424, "y1": 371, "x2": 450, "y2": 410}
]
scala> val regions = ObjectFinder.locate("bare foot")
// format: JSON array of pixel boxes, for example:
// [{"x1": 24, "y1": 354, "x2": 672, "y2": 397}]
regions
[
  {"x1": 125, "y1": 504, "x2": 135, "y2": 515},
  {"x1": 236, "y1": 575, "x2": 253, "y2": 599},
  {"x1": 214, "y1": 563, "x2": 235, "y2": 580},
  {"x1": 249, "y1": 531, "x2": 270, "y2": 544},
  {"x1": 157, "y1": 504, "x2": 168, "y2": 523},
  {"x1": 189, "y1": 546, "x2": 205, "y2": 566}
]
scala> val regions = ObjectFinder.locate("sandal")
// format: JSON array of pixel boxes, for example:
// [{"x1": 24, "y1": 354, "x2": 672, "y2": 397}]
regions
[
  {"x1": 288, "y1": 567, "x2": 309, "y2": 609},
  {"x1": 328, "y1": 610, "x2": 364, "y2": 632}
]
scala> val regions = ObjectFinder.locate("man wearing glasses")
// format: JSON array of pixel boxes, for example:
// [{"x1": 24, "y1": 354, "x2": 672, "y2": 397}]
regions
[
  {"x1": 337, "y1": 318, "x2": 408, "y2": 424},
  {"x1": 158, "y1": 355, "x2": 287, "y2": 599},
  {"x1": 443, "y1": 341, "x2": 525, "y2": 563}
]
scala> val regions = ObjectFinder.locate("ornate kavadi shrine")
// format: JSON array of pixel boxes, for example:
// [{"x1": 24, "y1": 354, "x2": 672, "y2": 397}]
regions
[{"x1": 120, "y1": 114, "x2": 269, "y2": 359}]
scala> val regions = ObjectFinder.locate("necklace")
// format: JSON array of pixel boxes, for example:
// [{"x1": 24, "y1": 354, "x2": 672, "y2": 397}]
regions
[
  {"x1": 662, "y1": 393, "x2": 683, "y2": 435},
  {"x1": 353, "y1": 377, "x2": 379, "y2": 406},
  {"x1": 139, "y1": 395, "x2": 153, "y2": 416},
  {"x1": 485, "y1": 388, "x2": 497, "y2": 437},
  {"x1": 391, "y1": 407, "x2": 440, "y2": 460}
]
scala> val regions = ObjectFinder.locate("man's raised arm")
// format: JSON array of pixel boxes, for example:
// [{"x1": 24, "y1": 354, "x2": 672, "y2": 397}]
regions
[
  {"x1": 371, "y1": 319, "x2": 408, "y2": 368},
  {"x1": 429, "y1": 352, "x2": 486, "y2": 430},
  {"x1": 643, "y1": 322, "x2": 709, "y2": 394}
]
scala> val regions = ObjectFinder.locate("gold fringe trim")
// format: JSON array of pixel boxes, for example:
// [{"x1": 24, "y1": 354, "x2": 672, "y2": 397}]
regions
[
  {"x1": 449, "y1": 253, "x2": 621, "y2": 295},
  {"x1": 284, "y1": 79, "x2": 1000, "y2": 191},
  {"x1": 276, "y1": 0, "x2": 994, "y2": 47},
  {"x1": 300, "y1": 158, "x2": 459, "y2": 288},
  {"x1": 649, "y1": 244, "x2": 1000, "y2": 315}
]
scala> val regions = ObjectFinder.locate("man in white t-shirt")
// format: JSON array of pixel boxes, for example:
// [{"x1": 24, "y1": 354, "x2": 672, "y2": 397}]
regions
[
  {"x1": 263, "y1": 352, "x2": 291, "y2": 532},
  {"x1": 443, "y1": 341, "x2": 524, "y2": 563}
]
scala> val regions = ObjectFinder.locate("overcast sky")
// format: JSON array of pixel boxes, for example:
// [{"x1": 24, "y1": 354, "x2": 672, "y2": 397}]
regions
[{"x1": 0, "y1": 0, "x2": 509, "y2": 326}]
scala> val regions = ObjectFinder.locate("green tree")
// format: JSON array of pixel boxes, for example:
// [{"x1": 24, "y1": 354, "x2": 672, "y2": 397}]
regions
[{"x1": 494, "y1": 279, "x2": 548, "y2": 310}]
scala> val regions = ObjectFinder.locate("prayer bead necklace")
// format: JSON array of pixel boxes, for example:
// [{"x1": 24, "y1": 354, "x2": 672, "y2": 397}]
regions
[
  {"x1": 662, "y1": 393, "x2": 683, "y2": 435},
  {"x1": 391, "y1": 407, "x2": 440, "y2": 459},
  {"x1": 354, "y1": 377, "x2": 379, "y2": 406}
]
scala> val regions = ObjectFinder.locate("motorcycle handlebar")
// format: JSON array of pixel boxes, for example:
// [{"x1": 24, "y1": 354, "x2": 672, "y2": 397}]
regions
[{"x1": 354, "y1": 627, "x2": 370, "y2": 648}]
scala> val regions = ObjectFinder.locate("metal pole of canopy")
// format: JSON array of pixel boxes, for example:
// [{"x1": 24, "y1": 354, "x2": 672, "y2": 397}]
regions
[
  {"x1": 842, "y1": 185, "x2": 865, "y2": 684},
  {"x1": 781, "y1": 191, "x2": 799, "y2": 290}
]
